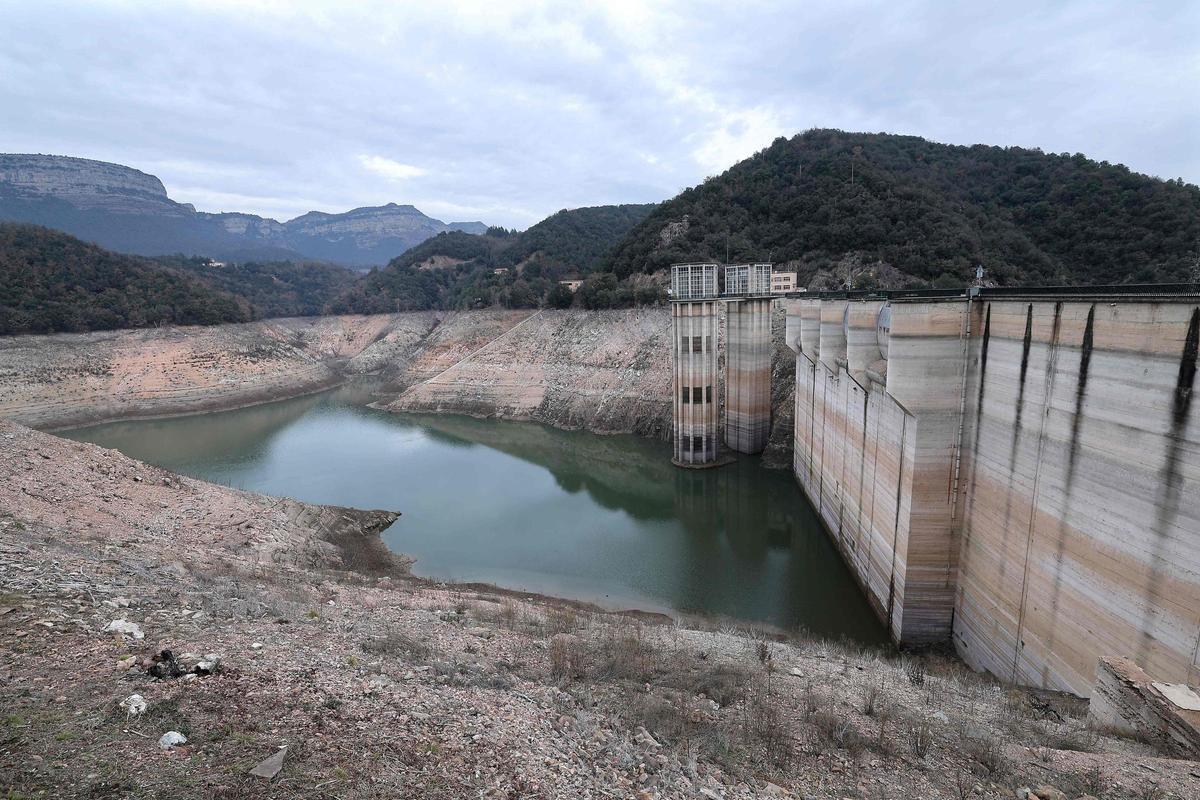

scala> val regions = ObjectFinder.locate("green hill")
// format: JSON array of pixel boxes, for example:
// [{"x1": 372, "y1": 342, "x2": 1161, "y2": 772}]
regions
[
  {"x1": 0, "y1": 223, "x2": 251, "y2": 335},
  {"x1": 606, "y1": 129, "x2": 1200, "y2": 287},
  {"x1": 331, "y1": 205, "x2": 660, "y2": 312},
  {"x1": 156, "y1": 255, "x2": 359, "y2": 319}
]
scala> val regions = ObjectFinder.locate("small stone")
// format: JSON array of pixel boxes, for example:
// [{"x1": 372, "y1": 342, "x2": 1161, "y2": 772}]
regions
[
  {"x1": 1033, "y1": 786, "x2": 1067, "y2": 800},
  {"x1": 634, "y1": 726, "x2": 661, "y2": 749},
  {"x1": 158, "y1": 731, "x2": 187, "y2": 749},
  {"x1": 249, "y1": 746, "x2": 288, "y2": 779},
  {"x1": 102, "y1": 619, "x2": 144, "y2": 640},
  {"x1": 466, "y1": 627, "x2": 493, "y2": 639},
  {"x1": 119, "y1": 694, "x2": 147, "y2": 718},
  {"x1": 251, "y1": 642, "x2": 263, "y2": 650}
]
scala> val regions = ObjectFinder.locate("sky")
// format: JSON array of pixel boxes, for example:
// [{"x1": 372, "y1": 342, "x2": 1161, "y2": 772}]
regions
[{"x1": 2, "y1": 0, "x2": 1197, "y2": 228}]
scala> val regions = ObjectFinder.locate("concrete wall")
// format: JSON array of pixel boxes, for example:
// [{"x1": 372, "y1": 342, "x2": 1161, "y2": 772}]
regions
[
  {"x1": 954, "y1": 299, "x2": 1200, "y2": 696},
  {"x1": 673, "y1": 301, "x2": 720, "y2": 465},
  {"x1": 786, "y1": 293, "x2": 1200, "y2": 695},
  {"x1": 724, "y1": 298, "x2": 773, "y2": 454}
]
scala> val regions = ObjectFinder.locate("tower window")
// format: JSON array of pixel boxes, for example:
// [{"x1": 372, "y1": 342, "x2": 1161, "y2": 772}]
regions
[
  {"x1": 692, "y1": 386, "x2": 703, "y2": 403},
  {"x1": 681, "y1": 388, "x2": 690, "y2": 404}
]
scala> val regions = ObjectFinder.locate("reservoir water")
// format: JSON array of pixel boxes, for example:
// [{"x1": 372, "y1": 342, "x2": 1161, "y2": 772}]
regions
[{"x1": 63, "y1": 388, "x2": 886, "y2": 644}]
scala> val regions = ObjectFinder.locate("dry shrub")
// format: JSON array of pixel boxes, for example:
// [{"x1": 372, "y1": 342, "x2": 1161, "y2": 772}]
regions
[
  {"x1": 909, "y1": 718, "x2": 933, "y2": 758},
  {"x1": 903, "y1": 657, "x2": 926, "y2": 687},
  {"x1": 660, "y1": 660, "x2": 752, "y2": 706},
  {"x1": 549, "y1": 635, "x2": 589, "y2": 681},
  {"x1": 811, "y1": 709, "x2": 867, "y2": 756},
  {"x1": 1039, "y1": 723, "x2": 1099, "y2": 753},
  {"x1": 744, "y1": 685, "x2": 792, "y2": 767},
  {"x1": 596, "y1": 624, "x2": 657, "y2": 681},
  {"x1": 802, "y1": 681, "x2": 828, "y2": 720},
  {"x1": 861, "y1": 680, "x2": 883, "y2": 716},
  {"x1": 962, "y1": 732, "x2": 1009, "y2": 777},
  {"x1": 361, "y1": 629, "x2": 432, "y2": 661}
]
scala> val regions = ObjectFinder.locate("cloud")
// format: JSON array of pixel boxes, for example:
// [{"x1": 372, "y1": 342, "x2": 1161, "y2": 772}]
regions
[
  {"x1": 0, "y1": 1, "x2": 1194, "y2": 227},
  {"x1": 358, "y1": 155, "x2": 427, "y2": 181}
]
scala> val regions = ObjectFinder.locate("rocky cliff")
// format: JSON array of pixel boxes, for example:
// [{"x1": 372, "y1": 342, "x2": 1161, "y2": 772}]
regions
[{"x1": 0, "y1": 154, "x2": 487, "y2": 266}]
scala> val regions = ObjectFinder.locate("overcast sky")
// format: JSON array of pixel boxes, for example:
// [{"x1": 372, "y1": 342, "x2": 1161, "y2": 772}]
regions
[{"x1": 2, "y1": 0, "x2": 1196, "y2": 228}]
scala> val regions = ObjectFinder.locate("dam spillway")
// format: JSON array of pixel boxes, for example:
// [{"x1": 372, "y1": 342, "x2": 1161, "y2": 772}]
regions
[{"x1": 779, "y1": 285, "x2": 1200, "y2": 697}]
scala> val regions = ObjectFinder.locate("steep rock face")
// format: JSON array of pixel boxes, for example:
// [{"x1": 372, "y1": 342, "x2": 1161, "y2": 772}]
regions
[
  {"x1": 0, "y1": 154, "x2": 486, "y2": 266},
  {"x1": 0, "y1": 154, "x2": 180, "y2": 215}
]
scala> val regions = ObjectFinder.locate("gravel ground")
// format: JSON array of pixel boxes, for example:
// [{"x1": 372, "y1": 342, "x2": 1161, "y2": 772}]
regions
[{"x1": 1, "y1": 420, "x2": 1198, "y2": 799}]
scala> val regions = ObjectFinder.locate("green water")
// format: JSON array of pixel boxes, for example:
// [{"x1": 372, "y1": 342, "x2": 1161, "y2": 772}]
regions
[{"x1": 63, "y1": 388, "x2": 885, "y2": 643}]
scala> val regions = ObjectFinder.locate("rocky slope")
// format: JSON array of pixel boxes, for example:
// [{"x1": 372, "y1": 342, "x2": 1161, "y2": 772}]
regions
[
  {"x1": 1, "y1": 420, "x2": 1195, "y2": 798},
  {"x1": 0, "y1": 314, "x2": 439, "y2": 429},
  {"x1": 0, "y1": 154, "x2": 485, "y2": 266},
  {"x1": 0, "y1": 308, "x2": 798, "y2": 462}
]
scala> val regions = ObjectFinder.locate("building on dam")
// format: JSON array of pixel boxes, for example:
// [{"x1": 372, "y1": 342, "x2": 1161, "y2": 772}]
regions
[{"x1": 673, "y1": 277, "x2": 1200, "y2": 698}]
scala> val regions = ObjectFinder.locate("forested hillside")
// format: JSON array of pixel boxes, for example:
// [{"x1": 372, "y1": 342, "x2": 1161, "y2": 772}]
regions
[
  {"x1": 158, "y1": 256, "x2": 359, "y2": 318},
  {"x1": 0, "y1": 224, "x2": 251, "y2": 334},
  {"x1": 607, "y1": 130, "x2": 1200, "y2": 286},
  {"x1": 330, "y1": 205, "x2": 661, "y2": 313}
]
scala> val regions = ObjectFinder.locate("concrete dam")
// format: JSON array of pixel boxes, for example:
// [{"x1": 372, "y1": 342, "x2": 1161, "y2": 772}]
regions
[{"x1": 671, "y1": 273, "x2": 1199, "y2": 698}]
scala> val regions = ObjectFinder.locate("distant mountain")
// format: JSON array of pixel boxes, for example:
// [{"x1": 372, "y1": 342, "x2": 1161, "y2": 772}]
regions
[
  {"x1": 0, "y1": 223, "x2": 251, "y2": 334},
  {"x1": 0, "y1": 154, "x2": 490, "y2": 267},
  {"x1": 607, "y1": 129, "x2": 1200, "y2": 287}
]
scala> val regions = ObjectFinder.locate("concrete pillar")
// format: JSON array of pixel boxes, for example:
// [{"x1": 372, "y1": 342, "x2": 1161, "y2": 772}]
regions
[
  {"x1": 724, "y1": 298, "x2": 773, "y2": 454},
  {"x1": 845, "y1": 301, "x2": 885, "y2": 381},
  {"x1": 782, "y1": 299, "x2": 803, "y2": 354},
  {"x1": 819, "y1": 299, "x2": 848, "y2": 370},
  {"x1": 672, "y1": 300, "x2": 720, "y2": 466},
  {"x1": 799, "y1": 299, "x2": 821, "y2": 357}
]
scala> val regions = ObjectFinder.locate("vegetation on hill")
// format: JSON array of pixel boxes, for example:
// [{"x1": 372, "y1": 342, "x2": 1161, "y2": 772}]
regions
[
  {"x1": 330, "y1": 205, "x2": 663, "y2": 313},
  {"x1": 495, "y1": 203, "x2": 657, "y2": 272},
  {"x1": 607, "y1": 129, "x2": 1200, "y2": 287},
  {"x1": 0, "y1": 223, "x2": 251, "y2": 335},
  {"x1": 157, "y1": 255, "x2": 358, "y2": 318}
]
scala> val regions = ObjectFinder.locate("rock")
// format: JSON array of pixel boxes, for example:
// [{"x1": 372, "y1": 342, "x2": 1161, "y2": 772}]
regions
[
  {"x1": 115, "y1": 656, "x2": 137, "y2": 671},
  {"x1": 932, "y1": 710, "x2": 951, "y2": 724},
  {"x1": 102, "y1": 619, "x2": 144, "y2": 640},
  {"x1": 634, "y1": 726, "x2": 661, "y2": 749},
  {"x1": 251, "y1": 642, "x2": 263, "y2": 650},
  {"x1": 466, "y1": 627, "x2": 493, "y2": 639},
  {"x1": 1032, "y1": 787, "x2": 1067, "y2": 800},
  {"x1": 193, "y1": 653, "x2": 221, "y2": 674},
  {"x1": 248, "y1": 746, "x2": 288, "y2": 780},
  {"x1": 788, "y1": 667, "x2": 804, "y2": 677},
  {"x1": 119, "y1": 693, "x2": 147, "y2": 718},
  {"x1": 158, "y1": 731, "x2": 187, "y2": 749}
]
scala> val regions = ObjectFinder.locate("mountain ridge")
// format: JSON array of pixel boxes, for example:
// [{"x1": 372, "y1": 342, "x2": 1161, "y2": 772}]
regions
[{"x1": 0, "y1": 154, "x2": 488, "y2": 267}]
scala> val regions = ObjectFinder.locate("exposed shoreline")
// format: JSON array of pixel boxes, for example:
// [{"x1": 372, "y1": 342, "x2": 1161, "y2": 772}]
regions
[{"x1": 2, "y1": 415, "x2": 1193, "y2": 798}]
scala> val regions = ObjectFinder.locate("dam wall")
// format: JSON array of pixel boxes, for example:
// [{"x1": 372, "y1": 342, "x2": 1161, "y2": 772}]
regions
[
  {"x1": 785, "y1": 289, "x2": 1200, "y2": 695},
  {"x1": 724, "y1": 298, "x2": 773, "y2": 454}
]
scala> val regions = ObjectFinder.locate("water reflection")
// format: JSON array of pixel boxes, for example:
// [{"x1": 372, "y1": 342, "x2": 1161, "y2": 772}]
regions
[{"x1": 63, "y1": 388, "x2": 886, "y2": 643}]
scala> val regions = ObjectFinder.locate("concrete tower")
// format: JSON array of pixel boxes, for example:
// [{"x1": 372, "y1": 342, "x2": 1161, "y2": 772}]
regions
[
  {"x1": 671, "y1": 264, "x2": 720, "y2": 466},
  {"x1": 723, "y1": 264, "x2": 774, "y2": 454}
]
